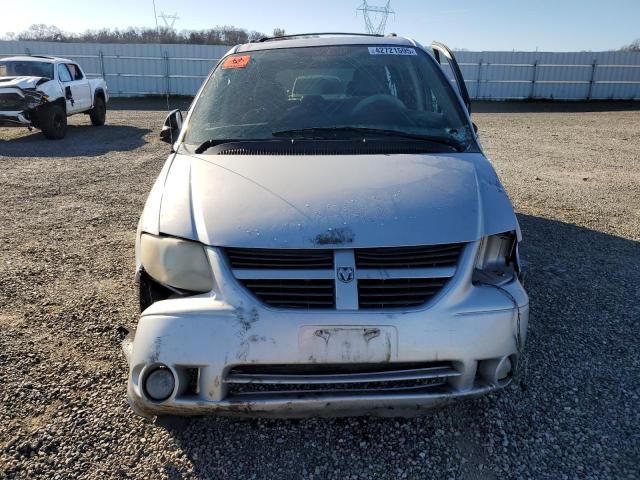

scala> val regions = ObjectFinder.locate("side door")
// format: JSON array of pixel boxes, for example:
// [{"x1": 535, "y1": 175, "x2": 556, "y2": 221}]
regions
[
  {"x1": 65, "y1": 63, "x2": 92, "y2": 111},
  {"x1": 431, "y1": 42, "x2": 472, "y2": 115},
  {"x1": 56, "y1": 63, "x2": 88, "y2": 114}
]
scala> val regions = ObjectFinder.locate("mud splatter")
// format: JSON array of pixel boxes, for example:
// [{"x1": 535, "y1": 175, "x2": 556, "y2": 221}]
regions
[
  {"x1": 236, "y1": 307, "x2": 259, "y2": 337},
  {"x1": 313, "y1": 227, "x2": 354, "y2": 245}
]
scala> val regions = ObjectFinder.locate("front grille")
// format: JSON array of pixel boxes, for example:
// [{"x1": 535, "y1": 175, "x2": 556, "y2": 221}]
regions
[
  {"x1": 227, "y1": 243, "x2": 464, "y2": 310},
  {"x1": 0, "y1": 93, "x2": 24, "y2": 110},
  {"x1": 226, "y1": 248, "x2": 333, "y2": 269},
  {"x1": 224, "y1": 362, "x2": 460, "y2": 397},
  {"x1": 358, "y1": 278, "x2": 449, "y2": 309},
  {"x1": 239, "y1": 279, "x2": 335, "y2": 309},
  {"x1": 355, "y1": 244, "x2": 464, "y2": 268}
]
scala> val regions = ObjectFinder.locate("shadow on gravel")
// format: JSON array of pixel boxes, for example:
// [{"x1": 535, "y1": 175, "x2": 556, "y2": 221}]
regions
[
  {"x1": 153, "y1": 214, "x2": 639, "y2": 478},
  {"x1": 0, "y1": 124, "x2": 151, "y2": 157}
]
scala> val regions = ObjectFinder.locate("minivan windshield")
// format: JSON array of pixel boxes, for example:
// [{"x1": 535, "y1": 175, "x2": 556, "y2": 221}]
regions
[
  {"x1": 0, "y1": 61, "x2": 54, "y2": 79},
  {"x1": 184, "y1": 44, "x2": 473, "y2": 150}
]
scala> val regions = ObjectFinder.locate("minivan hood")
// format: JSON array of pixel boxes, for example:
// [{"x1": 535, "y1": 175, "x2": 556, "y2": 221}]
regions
[{"x1": 151, "y1": 152, "x2": 517, "y2": 249}]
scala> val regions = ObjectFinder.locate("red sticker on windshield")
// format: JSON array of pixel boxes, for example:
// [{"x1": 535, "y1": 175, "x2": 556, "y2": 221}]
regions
[{"x1": 222, "y1": 55, "x2": 251, "y2": 69}]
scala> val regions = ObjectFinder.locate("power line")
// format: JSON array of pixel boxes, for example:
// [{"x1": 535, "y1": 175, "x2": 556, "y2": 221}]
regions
[{"x1": 356, "y1": 1, "x2": 394, "y2": 35}]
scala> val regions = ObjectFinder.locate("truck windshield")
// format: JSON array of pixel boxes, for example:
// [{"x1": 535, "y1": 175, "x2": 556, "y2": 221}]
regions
[
  {"x1": 184, "y1": 44, "x2": 473, "y2": 149},
  {"x1": 0, "y1": 61, "x2": 54, "y2": 79}
]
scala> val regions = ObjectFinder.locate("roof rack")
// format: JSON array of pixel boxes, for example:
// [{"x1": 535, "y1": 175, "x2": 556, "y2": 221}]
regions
[
  {"x1": 27, "y1": 55, "x2": 56, "y2": 60},
  {"x1": 256, "y1": 32, "x2": 387, "y2": 43}
]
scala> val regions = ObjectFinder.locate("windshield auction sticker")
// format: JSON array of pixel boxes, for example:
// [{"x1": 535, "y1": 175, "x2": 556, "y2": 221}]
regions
[
  {"x1": 368, "y1": 46, "x2": 417, "y2": 56},
  {"x1": 222, "y1": 55, "x2": 251, "y2": 69}
]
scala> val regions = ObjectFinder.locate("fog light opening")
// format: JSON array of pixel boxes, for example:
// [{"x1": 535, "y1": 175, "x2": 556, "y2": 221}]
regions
[
  {"x1": 496, "y1": 356, "x2": 512, "y2": 382},
  {"x1": 143, "y1": 365, "x2": 176, "y2": 402}
]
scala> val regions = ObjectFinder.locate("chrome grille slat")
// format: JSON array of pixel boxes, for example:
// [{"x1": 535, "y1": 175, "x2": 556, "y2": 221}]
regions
[
  {"x1": 356, "y1": 249, "x2": 461, "y2": 259},
  {"x1": 357, "y1": 282, "x2": 447, "y2": 289},
  {"x1": 357, "y1": 259, "x2": 457, "y2": 267},
  {"x1": 243, "y1": 283, "x2": 334, "y2": 290},
  {"x1": 358, "y1": 243, "x2": 462, "y2": 256}
]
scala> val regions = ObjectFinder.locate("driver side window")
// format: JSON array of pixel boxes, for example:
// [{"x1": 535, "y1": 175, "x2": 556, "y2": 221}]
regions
[{"x1": 58, "y1": 64, "x2": 72, "y2": 82}]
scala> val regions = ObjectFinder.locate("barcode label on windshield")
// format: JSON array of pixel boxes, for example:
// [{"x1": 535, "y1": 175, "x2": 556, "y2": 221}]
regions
[{"x1": 368, "y1": 47, "x2": 417, "y2": 56}]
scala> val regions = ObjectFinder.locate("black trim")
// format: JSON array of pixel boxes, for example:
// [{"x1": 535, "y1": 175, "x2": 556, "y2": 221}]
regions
[
  {"x1": 258, "y1": 32, "x2": 384, "y2": 42},
  {"x1": 138, "y1": 269, "x2": 197, "y2": 311},
  {"x1": 431, "y1": 41, "x2": 472, "y2": 114},
  {"x1": 192, "y1": 138, "x2": 474, "y2": 156}
]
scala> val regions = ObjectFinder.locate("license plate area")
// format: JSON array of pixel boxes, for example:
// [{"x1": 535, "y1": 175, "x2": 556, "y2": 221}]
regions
[{"x1": 298, "y1": 326, "x2": 397, "y2": 363}]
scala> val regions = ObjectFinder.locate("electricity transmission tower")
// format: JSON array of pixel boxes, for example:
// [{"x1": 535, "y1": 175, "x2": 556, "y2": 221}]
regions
[
  {"x1": 356, "y1": 1, "x2": 394, "y2": 35},
  {"x1": 158, "y1": 11, "x2": 180, "y2": 30}
]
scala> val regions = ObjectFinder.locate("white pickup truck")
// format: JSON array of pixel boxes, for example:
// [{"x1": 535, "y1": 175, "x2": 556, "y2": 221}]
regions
[{"x1": 0, "y1": 55, "x2": 108, "y2": 139}]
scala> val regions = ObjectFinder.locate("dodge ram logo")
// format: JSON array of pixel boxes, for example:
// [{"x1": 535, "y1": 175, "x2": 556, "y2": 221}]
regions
[{"x1": 337, "y1": 267, "x2": 355, "y2": 283}]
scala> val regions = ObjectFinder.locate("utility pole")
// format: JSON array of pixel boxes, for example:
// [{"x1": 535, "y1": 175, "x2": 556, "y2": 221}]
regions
[
  {"x1": 356, "y1": 1, "x2": 395, "y2": 35},
  {"x1": 159, "y1": 12, "x2": 180, "y2": 30}
]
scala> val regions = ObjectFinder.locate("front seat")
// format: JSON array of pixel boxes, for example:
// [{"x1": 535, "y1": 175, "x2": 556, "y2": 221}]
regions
[{"x1": 346, "y1": 65, "x2": 390, "y2": 96}]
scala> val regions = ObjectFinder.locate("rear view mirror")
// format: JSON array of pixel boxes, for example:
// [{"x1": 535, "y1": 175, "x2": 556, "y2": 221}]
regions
[{"x1": 160, "y1": 109, "x2": 183, "y2": 145}]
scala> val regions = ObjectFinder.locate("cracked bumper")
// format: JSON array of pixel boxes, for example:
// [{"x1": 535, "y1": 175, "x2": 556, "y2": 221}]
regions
[
  {"x1": 0, "y1": 112, "x2": 30, "y2": 127},
  {"x1": 123, "y1": 255, "x2": 529, "y2": 418}
]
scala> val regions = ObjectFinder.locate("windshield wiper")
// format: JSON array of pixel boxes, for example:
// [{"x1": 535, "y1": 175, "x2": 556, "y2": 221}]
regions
[
  {"x1": 194, "y1": 138, "x2": 238, "y2": 154},
  {"x1": 271, "y1": 126, "x2": 466, "y2": 152}
]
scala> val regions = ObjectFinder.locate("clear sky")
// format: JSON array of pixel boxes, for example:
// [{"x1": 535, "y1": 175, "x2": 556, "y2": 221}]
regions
[{"x1": 2, "y1": 0, "x2": 639, "y2": 51}]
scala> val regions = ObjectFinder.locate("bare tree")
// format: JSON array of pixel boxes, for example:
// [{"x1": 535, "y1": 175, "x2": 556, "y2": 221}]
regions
[
  {"x1": 621, "y1": 39, "x2": 640, "y2": 51},
  {"x1": 273, "y1": 28, "x2": 286, "y2": 37},
  {"x1": 17, "y1": 24, "x2": 65, "y2": 41},
  {"x1": 3, "y1": 23, "x2": 271, "y2": 46}
]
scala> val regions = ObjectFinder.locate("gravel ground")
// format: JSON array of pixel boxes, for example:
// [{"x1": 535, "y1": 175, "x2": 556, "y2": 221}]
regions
[{"x1": 1, "y1": 102, "x2": 638, "y2": 479}]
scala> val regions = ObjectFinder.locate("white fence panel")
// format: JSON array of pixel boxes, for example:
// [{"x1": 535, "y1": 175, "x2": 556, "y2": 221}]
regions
[
  {"x1": 1, "y1": 40, "x2": 639, "y2": 100},
  {"x1": 0, "y1": 40, "x2": 229, "y2": 96}
]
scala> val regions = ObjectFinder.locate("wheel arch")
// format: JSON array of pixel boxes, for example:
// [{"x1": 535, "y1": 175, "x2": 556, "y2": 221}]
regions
[{"x1": 94, "y1": 88, "x2": 106, "y2": 105}]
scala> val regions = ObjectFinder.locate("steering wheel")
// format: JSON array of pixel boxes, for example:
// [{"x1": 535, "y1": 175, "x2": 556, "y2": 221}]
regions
[{"x1": 351, "y1": 94, "x2": 408, "y2": 121}]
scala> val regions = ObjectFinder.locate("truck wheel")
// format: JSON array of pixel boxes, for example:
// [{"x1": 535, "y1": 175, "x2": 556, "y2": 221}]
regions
[
  {"x1": 40, "y1": 104, "x2": 67, "y2": 140},
  {"x1": 89, "y1": 96, "x2": 106, "y2": 126}
]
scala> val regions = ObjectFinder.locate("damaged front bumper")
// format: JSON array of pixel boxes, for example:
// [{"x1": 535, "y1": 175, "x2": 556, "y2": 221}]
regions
[
  {"x1": 0, "y1": 111, "x2": 31, "y2": 127},
  {"x1": 123, "y1": 244, "x2": 529, "y2": 418},
  {"x1": 0, "y1": 87, "x2": 47, "y2": 127}
]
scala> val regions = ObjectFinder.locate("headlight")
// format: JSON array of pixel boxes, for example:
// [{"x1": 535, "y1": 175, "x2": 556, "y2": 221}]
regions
[
  {"x1": 475, "y1": 232, "x2": 516, "y2": 272},
  {"x1": 473, "y1": 232, "x2": 519, "y2": 286},
  {"x1": 140, "y1": 233, "x2": 213, "y2": 292}
]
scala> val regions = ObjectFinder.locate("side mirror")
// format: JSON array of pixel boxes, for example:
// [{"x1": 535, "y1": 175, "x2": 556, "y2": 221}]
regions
[{"x1": 160, "y1": 109, "x2": 183, "y2": 145}]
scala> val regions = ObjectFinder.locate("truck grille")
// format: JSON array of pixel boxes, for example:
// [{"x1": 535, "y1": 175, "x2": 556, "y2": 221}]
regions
[
  {"x1": 0, "y1": 93, "x2": 24, "y2": 110},
  {"x1": 227, "y1": 244, "x2": 464, "y2": 310}
]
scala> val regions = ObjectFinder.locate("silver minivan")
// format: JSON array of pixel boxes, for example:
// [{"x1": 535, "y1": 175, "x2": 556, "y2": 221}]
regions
[{"x1": 123, "y1": 33, "x2": 529, "y2": 418}]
